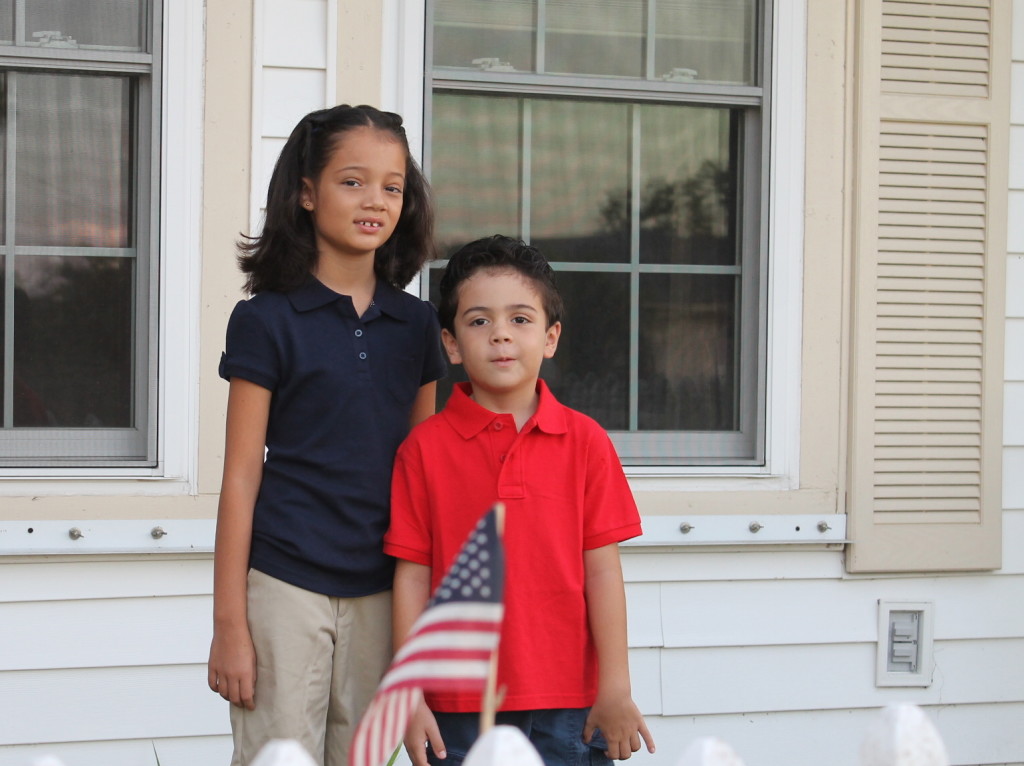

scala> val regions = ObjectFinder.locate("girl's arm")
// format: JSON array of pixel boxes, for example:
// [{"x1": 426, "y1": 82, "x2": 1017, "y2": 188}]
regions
[
  {"x1": 409, "y1": 381, "x2": 437, "y2": 428},
  {"x1": 393, "y1": 559, "x2": 446, "y2": 766},
  {"x1": 583, "y1": 543, "x2": 655, "y2": 760},
  {"x1": 208, "y1": 377, "x2": 271, "y2": 710}
]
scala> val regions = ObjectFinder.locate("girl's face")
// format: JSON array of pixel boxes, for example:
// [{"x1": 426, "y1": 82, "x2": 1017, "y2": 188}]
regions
[{"x1": 300, "y1": 126, "x2": 406, "y2": 263}]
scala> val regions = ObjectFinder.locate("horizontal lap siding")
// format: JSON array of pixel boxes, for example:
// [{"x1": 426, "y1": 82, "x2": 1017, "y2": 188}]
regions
[
  {"x1": 0, "y1": 559, "x2": 225, "y2": 752},
  {"x1": 621, "y1": 511, "x2": 1024, "y2": 764},
  {"x1": 0, "y1": 735, "x2": 232, "y2": 766}
]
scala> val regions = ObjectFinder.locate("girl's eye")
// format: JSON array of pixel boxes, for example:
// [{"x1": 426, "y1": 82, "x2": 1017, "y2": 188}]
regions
[
  {"x1": 386, "y1": 185, "x2": 403, "y2": 194},
  {"x1": 343, "y1": 179, "x2": 360, "y2": 187}
]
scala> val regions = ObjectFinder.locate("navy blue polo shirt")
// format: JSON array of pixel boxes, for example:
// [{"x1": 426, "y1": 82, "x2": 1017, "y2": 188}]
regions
[{"x1": 219, "y1": 277, "x2": 446, "y2": 597}]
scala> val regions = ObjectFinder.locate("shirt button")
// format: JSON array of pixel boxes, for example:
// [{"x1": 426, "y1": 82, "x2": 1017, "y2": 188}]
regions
[
  {"x1": 493, "y1": 422, "x2": 503, "y2": 431},
  {"x1": 354, "y1": 329, "x2": 363, "y2": 337},
  {"x1": 359, "y1": 352, "x2": 367, "y2": 360},
  {"x1": 499, "y1": 454, "x2": 506, "y2": 462}
]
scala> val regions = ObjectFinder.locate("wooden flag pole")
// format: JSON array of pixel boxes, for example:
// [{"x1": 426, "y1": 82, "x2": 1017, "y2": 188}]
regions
[{"x1": 479, "y1": 503, "x2": 506, "y2": 736}]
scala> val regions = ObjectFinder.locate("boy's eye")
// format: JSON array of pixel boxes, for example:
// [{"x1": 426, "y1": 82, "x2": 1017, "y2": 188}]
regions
[
  {"x1": 343, "y1": 179, "x2": 361, "y2": 187},
  {"x1": 469, "y1": 317, "x2": 488, "y2": 327},
  {"x1": 511, "y1": 316, "x2": 530, "y2": 324}
]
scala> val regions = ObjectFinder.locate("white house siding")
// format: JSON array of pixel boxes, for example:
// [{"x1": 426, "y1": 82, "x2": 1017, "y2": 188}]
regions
[
  {"x1": 0, "y1": 558, "x2": 229, "y2": 766},
  {"x1": 2, "y1": 3, "x2": 1024, "y2": 766}
]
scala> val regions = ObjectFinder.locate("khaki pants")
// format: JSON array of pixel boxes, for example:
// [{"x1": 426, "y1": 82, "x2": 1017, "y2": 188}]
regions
[{"x1": 230, "y1": 569, "x2": 392, "y2": 766}]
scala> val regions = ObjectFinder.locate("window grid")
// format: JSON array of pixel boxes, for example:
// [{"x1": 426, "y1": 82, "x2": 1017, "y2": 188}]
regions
[
  {"x1": 0, "y1": 0, "x2": 159, "y2": 466},
  {"x1": 426, "y1": 0, "x2": 770, "y2": 465}
]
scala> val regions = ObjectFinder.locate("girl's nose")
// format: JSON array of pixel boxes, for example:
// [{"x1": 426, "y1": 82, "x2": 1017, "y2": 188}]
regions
[{"x1": 364, "y1": 186, "x2": 386, "y2": 208}]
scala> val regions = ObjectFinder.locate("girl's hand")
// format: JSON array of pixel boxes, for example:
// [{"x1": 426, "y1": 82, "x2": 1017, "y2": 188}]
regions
[
  {"x1": 207, "y1": 623, "x2": 257, "y2": 710},
  {"x1": 583, "y1": 693, "x2": 655, "y2": 760},
  {"x1": 404, "y1": 697, "x2": 445, "y2": 766}
]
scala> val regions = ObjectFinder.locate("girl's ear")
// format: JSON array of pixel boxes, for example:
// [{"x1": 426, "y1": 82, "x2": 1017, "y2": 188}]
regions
[
  {"x1": 299, "y1": 178, "x2": 315, "y2": 210},
  {"x1": 441, "y1": 328, "x2": 462, "y2": 365}
]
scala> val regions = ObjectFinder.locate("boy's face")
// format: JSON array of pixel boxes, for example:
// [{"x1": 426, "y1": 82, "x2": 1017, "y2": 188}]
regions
[{"x1": 442, "y1": 268, "x2": 561, "y2": 407}]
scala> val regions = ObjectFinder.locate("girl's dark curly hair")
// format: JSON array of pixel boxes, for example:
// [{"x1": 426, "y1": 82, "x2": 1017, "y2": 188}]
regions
[
  {"x1": 437, "y1": 235, "x2": 564, "y2": 334},
  {"x1": 238, "y1": 104, "x2": 436, "y2": 293}
]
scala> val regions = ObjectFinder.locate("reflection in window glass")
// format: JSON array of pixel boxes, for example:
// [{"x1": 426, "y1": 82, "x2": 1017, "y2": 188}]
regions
[
  {"x1": 16, "y1": 73, "x2": 132, "y2": 248},
  {"x1": 27, "y1": 0, "x2": 142, "y2": 50},
  {"x1": 655, "y1": 0, "x2": 756, "y2": 85},
  {"x1": 548, "y1": 271, "x2": 630, "y2": 428},
  {"x1": 530, "y1": 99, "x2": 630, "y2": 264},
  {"x1": 546, "y1": 0, "x2": 644, "y2": 78},
  {"x1": 13, "y1": 256, "x2": 133, "y2": 428},
  {"x1": 434, "y1": 0, "x2": 535, "y2": 72},
  {"x1": 639, "y1": 104, "x2": 738, "y2": 266},
  {"x1": 432, "y1": 93, "x2": 522, "y2": 255},
  {"x1": 639, "y1": 273, "x2": 737, "y2": 430}
]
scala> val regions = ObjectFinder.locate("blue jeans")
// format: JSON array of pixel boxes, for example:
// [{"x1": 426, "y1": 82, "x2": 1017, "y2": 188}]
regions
[{"x1": 426, "y1": 708, "x2": 612, "y2": 766}]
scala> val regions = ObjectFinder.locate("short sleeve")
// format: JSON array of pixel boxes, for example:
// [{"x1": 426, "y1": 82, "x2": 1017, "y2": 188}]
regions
[
  {"x1": 384, "y1": 433, "x2": 434, "y2": 566},
  {"x1": 582, "y1": 425, "x2": 643, "y2": 550},
  {"x1": 419, "y1": 301, "x2": 448, "y2": 387},
  {"x1": 219, "y1": 298, "x2": 279, "y2": 391}
]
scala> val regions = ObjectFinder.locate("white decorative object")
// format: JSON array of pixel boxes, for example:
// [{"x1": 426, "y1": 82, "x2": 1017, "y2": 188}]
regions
[
  {"x1": 463, "y1": 725, "x2": 544, "y2": 766},
  {"x1": 251, "y1": 739, "x2": 318, "y2": 766},
  {"x1": 859, "y1": 703, "x2": 950, "y2": 766},
  {"x1": 676, "y1": 737, "x2": 746, "y2": 766}
]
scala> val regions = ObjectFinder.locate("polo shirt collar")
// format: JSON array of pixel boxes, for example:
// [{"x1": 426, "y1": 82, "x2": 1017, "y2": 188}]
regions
[
  {"x1": 286, "y1": 277, "x2": 411, "y2": 321},
  {"x1": 444, "y1": 379, "x2": 568, "y2": 439}
]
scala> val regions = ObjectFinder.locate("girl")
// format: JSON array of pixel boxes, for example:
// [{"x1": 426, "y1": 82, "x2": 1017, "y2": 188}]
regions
[{"x1": 208, "y1": 105, "x2": 446, "y2": 766}]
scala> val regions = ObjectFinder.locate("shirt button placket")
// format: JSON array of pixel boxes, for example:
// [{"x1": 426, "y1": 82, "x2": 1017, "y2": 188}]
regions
[{"x1": 353, "y1": 327, "x2": 369, "y2": 367}]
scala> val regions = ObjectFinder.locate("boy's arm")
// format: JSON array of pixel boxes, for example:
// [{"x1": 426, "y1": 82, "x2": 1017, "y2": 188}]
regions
[
  {"x1": 583, "y1": 543, "x2": 655, "y2": 760},
  {"x1": 394, "y1": 560, "x2": 448, "y2": 765},
  {"x1": 208, "y1": 378, "x2": 270, "y2": 710}
]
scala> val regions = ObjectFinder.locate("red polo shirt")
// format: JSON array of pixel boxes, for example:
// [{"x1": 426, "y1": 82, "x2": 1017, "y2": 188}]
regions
[{"x1": 385, "y1": 380, "x2": 642, "y2": 712}]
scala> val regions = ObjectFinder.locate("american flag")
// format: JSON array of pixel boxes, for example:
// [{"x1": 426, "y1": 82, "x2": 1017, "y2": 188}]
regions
[{"x1": 349, "y1": 505, "x2": 506, "y2": 766}]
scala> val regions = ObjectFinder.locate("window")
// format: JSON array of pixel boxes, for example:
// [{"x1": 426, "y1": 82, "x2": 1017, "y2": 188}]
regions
[
  {"x1": 0, "y1": 0, "x2": 160, "y2": 467},
  {"x1": 424, "y1": 0, "x2": 770, "y2": 465}
]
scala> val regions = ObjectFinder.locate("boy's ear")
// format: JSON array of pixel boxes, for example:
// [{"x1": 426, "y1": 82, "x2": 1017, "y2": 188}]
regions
[
  {"x1": 543, "y1": 321, "x2": 561, "y2": 359},
  {"x1": 441, "y1": 328, "x2": 462, "y2": 365}
]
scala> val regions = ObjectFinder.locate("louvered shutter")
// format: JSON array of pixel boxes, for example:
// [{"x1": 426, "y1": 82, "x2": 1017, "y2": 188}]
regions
[{"x1": 846, "y1": 0, "x2": 1009, "y2": 572}]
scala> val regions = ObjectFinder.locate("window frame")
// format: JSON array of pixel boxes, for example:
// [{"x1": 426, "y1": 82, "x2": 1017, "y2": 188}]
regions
[
  {"x1": 419, "y1": 0, "x2": 791, "y2": 471},
  {"x1": 0, "y1": 1, "x2": 160, "y2": 468},
  {"x1": 0, "y1": 0, "x2": 203, "y2": 484}
]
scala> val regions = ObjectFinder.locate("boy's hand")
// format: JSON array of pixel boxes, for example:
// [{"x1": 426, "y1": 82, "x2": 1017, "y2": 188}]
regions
[
  {"x1": 207, "y1": 623, "x2": 257, "y2": 710},
  {"x1": 583, "y1": 693, "x2": 655, "y2": 760},
  {"x1": 404, "y1": 697, "x2": 446, "y2": 766}
]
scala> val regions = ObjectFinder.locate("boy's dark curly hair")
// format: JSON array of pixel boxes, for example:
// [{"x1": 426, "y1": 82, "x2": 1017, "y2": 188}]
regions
[
  {"x1": 238, "y1": 104, "x2": 436, "y2": 293},
  {"x1": 437, "y1": 235, "x2": 564, "y2": 334}
]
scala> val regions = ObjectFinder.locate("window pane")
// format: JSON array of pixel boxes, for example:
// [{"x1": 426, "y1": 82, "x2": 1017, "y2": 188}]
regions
[
  {"x1": 0, "y1": 74, "x2": 5, "y2": 242},
  {"x1": 655, "y1": 0, "x2": 757, "y2": 85},
  {"x1": 27, "y1": 0, "x2": 143, "y2": 50},
  {"x1": 16, "y1": 73, "x2": 132, "y2": 248},
  {"x1": 13, "y1": 256, "x2": 133, "y2": 428},
  {"x1": 639, "y1": 104, "x2": 738, "y2": 266},
  {"x1": 530, "y1": 99, "x2": 630, "y2": 263},
  {"x1": 547, "y1": 271, "x2": 630, "y2": 429},
  {"x1": 0, "y1": 0, "x2": 12, "y2": 44},
  {"x1": 434, "y1": 0, "x2": 535, "y2": 72},
  {"x1": 639, "y1": 273, "x2": 737, "y2": 431},
  {"x1": 546, "y1": 0, "x2": 644, "y2": 78},
  {"x1": 432, "y1": 92, "x2": 522, "y2": 254}
]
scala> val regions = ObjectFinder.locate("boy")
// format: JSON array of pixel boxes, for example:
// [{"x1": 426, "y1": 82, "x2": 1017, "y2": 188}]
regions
[{"x1": 385, "y1": 235, "x2": 655, "y2": 766}]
